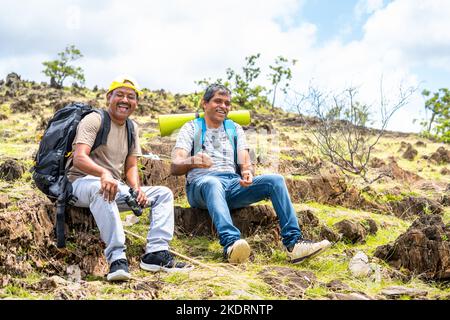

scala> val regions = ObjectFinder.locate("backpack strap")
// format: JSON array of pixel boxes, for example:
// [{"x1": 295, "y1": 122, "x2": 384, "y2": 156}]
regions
[
  {"x1": 223, "y1": 119, "x2": 239, "y2": 174},
  {"x1": 191, "y1": 117, "x2": 240, "y2": 173},
  {"x1": 125, "y1": 118, "x2": 135, "y2": 155},
  {"x1": 223, "y1": 119, "x2": 238, "y2": 167},
  {"x1": 94, "y1": 110, "x2": 134, "y2": 155},
  {"x1": 192, "y1": 117, "x2": 207, "y2": 156},
  {"x1": 93, "y1": 110, "x2": 111, "y2": 151}
]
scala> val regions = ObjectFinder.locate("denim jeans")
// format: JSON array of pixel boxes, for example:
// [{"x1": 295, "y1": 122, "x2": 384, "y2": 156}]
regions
[
  {"x1": 72, "y1": 175, "x2": 174, "y2": 264},
  {"x1": 186, "y1": 172, "x2": 302, "y2": 251}
]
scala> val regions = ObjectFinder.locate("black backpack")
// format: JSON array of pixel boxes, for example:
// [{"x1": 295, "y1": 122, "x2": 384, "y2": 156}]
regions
[{"x1": 32, "y1": 102, "x2": 135, "y2": 248}]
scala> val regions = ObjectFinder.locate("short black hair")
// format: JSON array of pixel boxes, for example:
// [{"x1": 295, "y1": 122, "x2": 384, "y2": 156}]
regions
[{"x1": 203, "y1": 84, "x2": 231, "y2": 102}]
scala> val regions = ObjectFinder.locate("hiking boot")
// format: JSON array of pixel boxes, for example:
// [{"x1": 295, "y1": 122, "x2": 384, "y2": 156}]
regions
[
  {"x1": 287, "y1": 239, "x2": 332, "y2": 264},
  {"x1": 140, "y1": 250, "x2": 194, "y2": 273},
  {"x1": 226, "y1": 239, "x2": 251, "y2": 264},
  {"x1": 107, "y1": 259, "x2": 131, "y2": 282}
]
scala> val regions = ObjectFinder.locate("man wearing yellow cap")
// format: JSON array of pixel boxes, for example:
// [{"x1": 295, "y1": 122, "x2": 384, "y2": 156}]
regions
[{"x1": 68, "y1": 76, "x2": 193, "y2": 282}]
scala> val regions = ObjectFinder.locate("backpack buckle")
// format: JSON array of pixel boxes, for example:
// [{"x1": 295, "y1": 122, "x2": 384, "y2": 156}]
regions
[{"x1": 67, "y1": 195, "x2": 78, "y2": 206}]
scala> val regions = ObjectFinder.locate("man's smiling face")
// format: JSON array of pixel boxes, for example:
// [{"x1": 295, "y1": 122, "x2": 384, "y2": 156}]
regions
[
  {"x1": 202, "y1": 91, "x2": 231, "y2": 125},
  {"x1": 107, "y1": 86, "x2": 138, "y2": 124}
]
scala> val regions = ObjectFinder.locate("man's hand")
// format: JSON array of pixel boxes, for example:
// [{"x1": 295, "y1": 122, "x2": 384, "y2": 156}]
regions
[
  {"x1": 100, "y1": 172, "x2": 118, "y2": 202},
  {"x1": 135, "y1": 187, "x2": 148, "y2": 207},
  {"x1": 239, "y1": 170, "x2": 253, "y2": 187},
  {"x1": 190, "y1": 152, "x2": 213, "y2": 169}
]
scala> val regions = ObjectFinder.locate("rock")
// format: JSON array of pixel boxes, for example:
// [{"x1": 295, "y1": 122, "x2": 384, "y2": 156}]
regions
[
  {"x1": 0, "y1": 159, "x2": 25, "y2": 181},
  {"x1": 320, "y1": 225, "x2": 341, "y2": 242},
  {"x1": 415, "y1": 141, "x2": 427, "y2": 147},
  {"x1": 139, "y1": 158, "x2": 186, "y2": 199},
  {"x1": 349, "y1": 251, "x2": 371, "y2": 277},
  {"x1": 402, "y1": 144, "x2": 418, "y2": 160},
  {"x1": 123, "y1": 214, "x2": 140, "y2": 227},
  {"x1": 259, "y1": 266, "x2": 316, "y2": 298},
  {"x1": 285, "y1": 175, "x2": 375, "y2": 211},
  {"x1": 369, "y1": 157, "x2": 386, "y2": 168},
  {"x1": 329, "y1": 292, "x2": 374, "y2": 300},
  {"x1": 374, "y1": 214, "x2": 450, "y2": 280},
  {"x1": 440, "y1": 195, "x2": 450, "y2": 206},
  {"x1": 413, "y1": 180, "x2": 448, "y2": 193},
  {"x1": 381, "y1": 286, "x2": 428, "y2": 299},
  {"x1": 298, "y1": 209, "x2": 320, "y2": 227},
  {"x1": 440, "y1": 168, "x2": 450, "y2": 175},
  {"x1": 297, "y1": 209, "x2": 321, "y2": 240},
  {"x1": 0, "y1": 194, "x2": 9, "y2": 209},
  {"x1": 38, "y1": 275, "x2": 70, "y2": 290},
  {"x1": 5, "y1": 72, "x2": 21, "y2": 89},
  {"x1": 429, "y1": 147, "x2": 450, "y2": 164},
  {"x1": 10, "y1": 99, "x2": 33, "y2": 113},
  {"x1": 382, "y1": 160, "x2": 421, "y2": 183},
  {"x1": 174, "y1": 205, "x2": 279, "y2": 237},
  {"x1": 398, "y1": 141, "x2": 409, "y2": 151},
  {"x1": 334, "y1": 220, "x2": 367, "y2": 243},
  {"x1": 45, "y1": 205, "x2": 108, "y2": 276},
  {"x1": 66, "y1": 265, "x2": 82, "y2": 283},
  {"x1": 363, "y1": 218, "x2": 378, "y2": 235},
  {"x1": 369, "y1": 263, "x2": 382, "y2": 283},
  {"x1": 387, "y1": 196, "x2": 443, "y2": 219},
  {"x1": 326, "y1": 279, "x2": 352, "y2": 292}
]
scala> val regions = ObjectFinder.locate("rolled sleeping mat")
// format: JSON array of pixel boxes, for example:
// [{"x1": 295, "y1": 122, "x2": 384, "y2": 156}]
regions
[{"x1": 158, "y1": 110, "x2": 251, "y2": 137}]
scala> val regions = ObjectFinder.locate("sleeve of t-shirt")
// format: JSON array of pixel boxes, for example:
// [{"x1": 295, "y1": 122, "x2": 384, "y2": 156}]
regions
[
  {"x1": 73, "y1": 112, "x2": 102, "y2": 147},
  {"x1": 173, "y1": 121, "x2": 195, "y2": 153},
  {"x1": 130, "y1": 121, "x2": 142, "y2": 157},
  {"x1": 235, "y1": 123, "x2": 249, "y2": 151}
]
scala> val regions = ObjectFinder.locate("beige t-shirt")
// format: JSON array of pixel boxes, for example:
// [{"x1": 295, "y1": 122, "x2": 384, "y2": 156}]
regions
[{"x1": 67, "y1": 112, "x2": 142, "y2": 182}]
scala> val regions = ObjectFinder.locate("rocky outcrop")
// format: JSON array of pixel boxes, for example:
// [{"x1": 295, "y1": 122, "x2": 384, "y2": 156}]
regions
[
  {"x1": 285, "y1": 175, "x2": 376, "y2": 211},
  {"x1": 0, "y1": 159, "x2": 25, "y2": 181},
  {"x1": 258, "y1": 266, "x2": 316, "y2": 299},
  {"x1": 402, "y1": 143, "x2": 418, "y2": 160},
  {"x1": 139, "y1": 158, "x2": 186, "y2": 199},
  {"x1": 381, "y1": 159, "x2": 421, "y2": 183},
  {"x1": 429, "y1": 147, "x2": 450, "y2": 164},
  {"x1": 334, "y1": 220, "x2": 367, "y2": 244},
  {"x1": 374, "y1": 214, "x2": 450, "y2": 280},
  {"x1": 174, "y1": 205, "x2": 279, "y2": 238},
  {"x1": 386, "y1": 197, "x2": 443, "y2": 220},
  {"x1": 5, "y1": 72, "x2": 21, "y2": 91}
]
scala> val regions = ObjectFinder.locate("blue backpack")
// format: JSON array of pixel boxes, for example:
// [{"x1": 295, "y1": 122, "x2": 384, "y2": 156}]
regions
[{"x1": 191, "y1": 117, "x2": 240, "y2": 174}]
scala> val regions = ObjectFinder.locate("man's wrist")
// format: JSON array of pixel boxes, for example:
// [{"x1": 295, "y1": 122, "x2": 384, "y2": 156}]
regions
[{"x1": 101, "y1": 170, "x2": 113, "y2": 178}]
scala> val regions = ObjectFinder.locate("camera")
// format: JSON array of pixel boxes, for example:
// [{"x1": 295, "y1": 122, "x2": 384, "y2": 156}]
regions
[{"x1": 125, "y1": 188, "x2": 143, "y2": 217}]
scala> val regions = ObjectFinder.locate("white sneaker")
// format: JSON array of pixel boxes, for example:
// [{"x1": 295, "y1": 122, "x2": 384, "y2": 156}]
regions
[
  {"x1": 226, "y1": 239, "x2": 251, "y2": 264},
  {"x1": 287, "y1": 239, "x2": 332, "y2": 264}
]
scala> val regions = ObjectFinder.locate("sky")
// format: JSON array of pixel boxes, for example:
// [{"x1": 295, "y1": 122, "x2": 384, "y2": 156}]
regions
[{"x1": 0, "y1": 0, "x2": 449, "y2": 133}]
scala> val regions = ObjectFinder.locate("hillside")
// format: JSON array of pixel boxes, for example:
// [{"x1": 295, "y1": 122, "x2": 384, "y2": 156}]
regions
[{"x1": 0, "y1": 73, "x2": 449, "y2": 300}]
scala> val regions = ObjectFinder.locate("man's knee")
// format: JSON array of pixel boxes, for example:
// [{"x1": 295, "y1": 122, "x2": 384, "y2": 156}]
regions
[
  {"x1": 261, "y1": 174, "x2": 286, "y2": 187},
  {"x1": 201, "y1": 176, "x2": 223, "y2": 191},
  {"x1": 151, "y1": 186, "x2": 174, "y2": 202},
  {"x1": 83, "y1": 181, "x2": 103, "y2": 202}
]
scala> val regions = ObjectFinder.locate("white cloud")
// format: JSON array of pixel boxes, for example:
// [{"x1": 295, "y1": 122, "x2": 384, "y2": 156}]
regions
[
  {"x1": 0, "y1": 0, "x2": 449, "y2": 133},
  {"x1": 287, "y1": 0, "x2": 449, "y2": 132},
  {"x1": 355, "y1": 0, "x2": 385, "y2": 19}
]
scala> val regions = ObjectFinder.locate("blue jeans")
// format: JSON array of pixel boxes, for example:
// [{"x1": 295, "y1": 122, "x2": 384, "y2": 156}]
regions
[{"x1": 186, "y1": 172, "x2": 302, "y2": 251}]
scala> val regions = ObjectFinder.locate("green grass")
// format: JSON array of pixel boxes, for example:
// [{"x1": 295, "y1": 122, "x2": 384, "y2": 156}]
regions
[{"x1": 1, "y1": 81, "x2": 450, "y2": 300}]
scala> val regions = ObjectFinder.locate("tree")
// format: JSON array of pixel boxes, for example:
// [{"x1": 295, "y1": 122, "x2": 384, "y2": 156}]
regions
[
  {"x1": 195, "y1": 54, "x2": 269, "y2": 109},
  {"x1": 293, "y1": 84, "x2": 416, "y2": 183},
  {"x1": 421, "y1": 88, "x2": 450, "y2": 143},
  {"x1": 42, "y1": 45, "x2": 85, "y2": 89},
  {"x1": 268, "y1": 56, "x2": 297, "y2": 109}
]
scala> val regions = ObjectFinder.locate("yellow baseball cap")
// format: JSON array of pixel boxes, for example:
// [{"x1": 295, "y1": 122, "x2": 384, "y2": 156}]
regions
[{"x1": 107, "y1": 75, "x2": 143, "y2": 97}]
